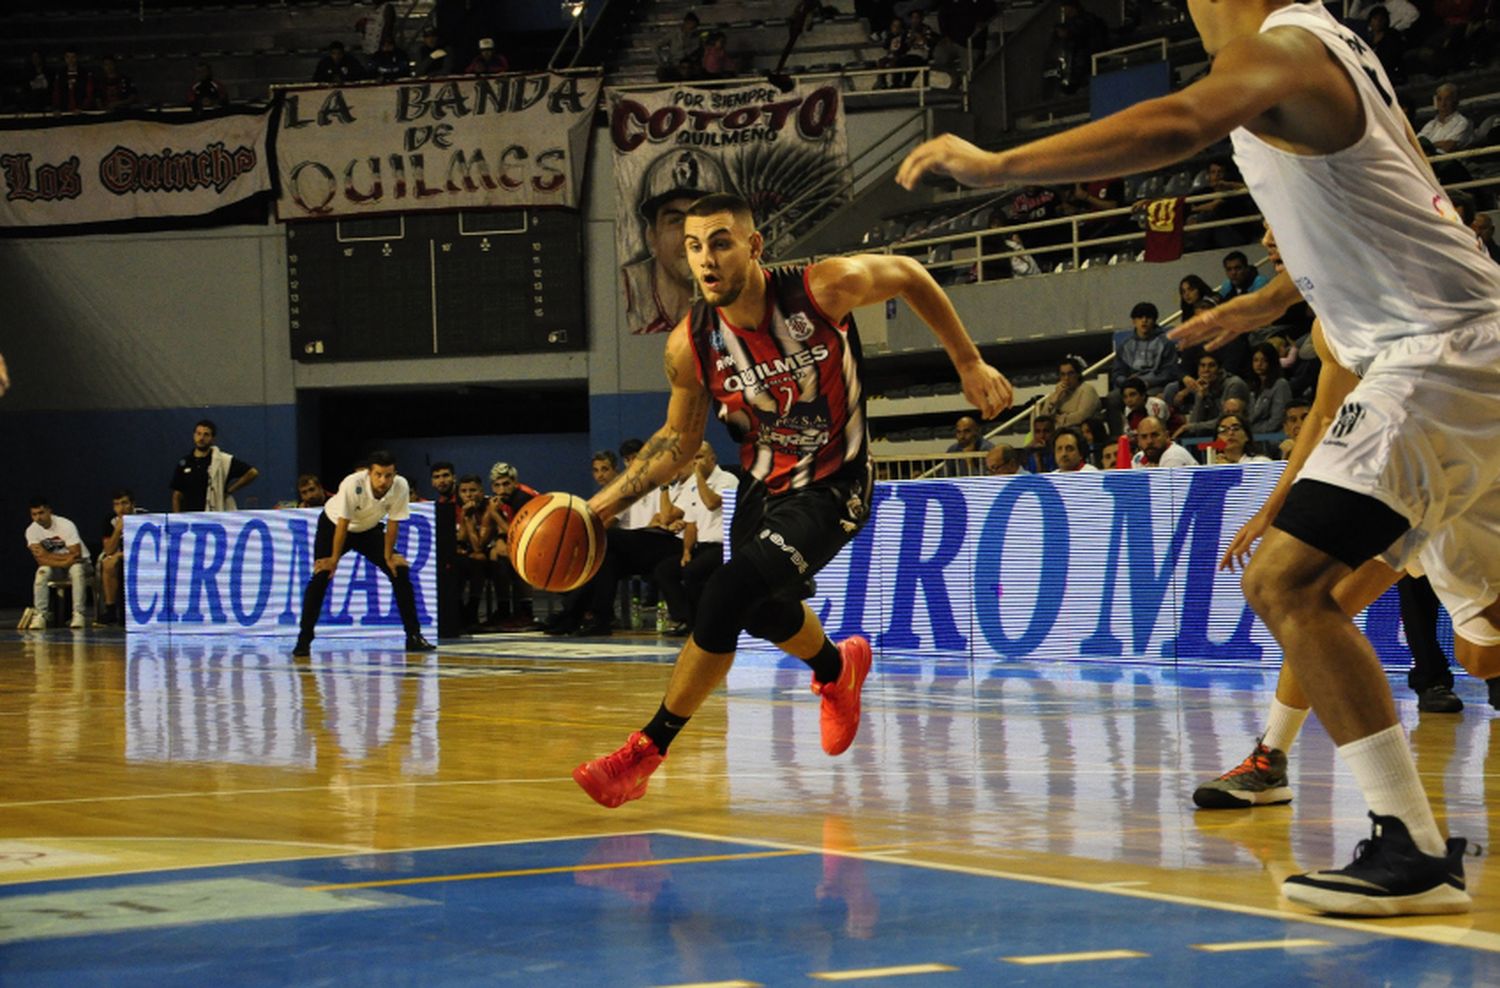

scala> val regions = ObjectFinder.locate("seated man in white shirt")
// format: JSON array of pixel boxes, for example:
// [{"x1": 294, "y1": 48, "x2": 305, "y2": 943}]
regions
[
  {"x1": 26, "y1": 496, "x2": 90, "y2": 629},
  {"x1": 1052, "y1": 427, "x2": 1099, "y2": 473},
  {"x1": 1131, "y1": 415, "x2": 1197, "y2": 469},
  {"x1": 1416, "y1": 84, "x2": 1474, "y2": 154},
  {"x1": 656, "y1": 442, "x2": 739, "y2": 634},
  {"x1": 292, "y1": 450, "x2": 434, "y2": 656}
]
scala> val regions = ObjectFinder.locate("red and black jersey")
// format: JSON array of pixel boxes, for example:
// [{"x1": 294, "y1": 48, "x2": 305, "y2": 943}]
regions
[{"x1": 688, "y1": 265, "x2": 868, "y2": 495}]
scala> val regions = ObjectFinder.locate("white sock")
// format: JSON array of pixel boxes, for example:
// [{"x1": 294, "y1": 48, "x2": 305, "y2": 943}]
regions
[
  {"x1": 1337, "y1": 723, "x2": 1446, "y2": 857},
  {"x1": 1262, "y1": 699, "x2": 1310, "y2": 754}
]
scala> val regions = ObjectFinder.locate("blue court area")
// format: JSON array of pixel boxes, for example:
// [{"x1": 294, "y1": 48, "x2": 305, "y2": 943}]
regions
[{"x1": 2, "y1": 831, "x2": 1495, "y2": 986}]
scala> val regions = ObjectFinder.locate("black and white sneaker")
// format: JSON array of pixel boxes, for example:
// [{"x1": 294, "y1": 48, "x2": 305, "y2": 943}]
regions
[{"x1": 1282, "y1": 812, "x2": 1474, "y2": 916}]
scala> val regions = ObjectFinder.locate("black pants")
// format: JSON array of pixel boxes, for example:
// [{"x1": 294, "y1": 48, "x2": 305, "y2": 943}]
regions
[
  {"x1": 559, "y1": 526, "x2": 682, "y2": 623},
  {"x1": 1401, "y1": 575, "x2": 1454, "y2": 692},
  {"x1": 654, "y1": 541, "x2": 724, "y2": 624},
  {"x1": 299, "y1": 513, "x2": 420, "y2": 638}
]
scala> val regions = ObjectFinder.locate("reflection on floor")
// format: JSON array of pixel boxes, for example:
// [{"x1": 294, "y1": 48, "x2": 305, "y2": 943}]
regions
[{"x1": 2, "y1": 630, "x2": 1498, "y2": 985}]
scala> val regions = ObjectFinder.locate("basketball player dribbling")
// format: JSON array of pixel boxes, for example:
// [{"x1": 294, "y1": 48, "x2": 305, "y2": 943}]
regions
[
  {"x1": 572, "y1": 192, "x2": 1011, "y2": 808},
  {"x1": 899, "y1": 0, "x2": 1500, "y2": 916}
]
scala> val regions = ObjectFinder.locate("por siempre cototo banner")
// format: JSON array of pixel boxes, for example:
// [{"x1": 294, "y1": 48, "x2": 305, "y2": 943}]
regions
[
  {"x1": 0, "y1": 110, "x2": 270, "y2": 228},
  {"x1": 273, "y1": 72, "x2": 601, "y2": 219}
]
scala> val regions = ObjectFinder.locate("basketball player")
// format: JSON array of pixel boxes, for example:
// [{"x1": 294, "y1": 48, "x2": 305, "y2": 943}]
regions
[
  {"x1": 573, "y1": 192, "x2": 1011, "y2": 808},
  {"x1": 898, "y1": 0, "x2": 1500, "y2": 915},
  {"x1": 292, "y1": 450, "x2": 436, "y2": 657}
]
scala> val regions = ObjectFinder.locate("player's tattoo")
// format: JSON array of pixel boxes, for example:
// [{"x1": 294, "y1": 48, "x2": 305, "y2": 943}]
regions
[{"x1": 664, "y1": 347, "x2": 679, "y2": 385}]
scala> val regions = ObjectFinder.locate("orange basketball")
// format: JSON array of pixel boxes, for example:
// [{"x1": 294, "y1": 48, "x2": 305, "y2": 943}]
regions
[{"x1": 508, "y1": 492, "x2": 607, "y2": 592}]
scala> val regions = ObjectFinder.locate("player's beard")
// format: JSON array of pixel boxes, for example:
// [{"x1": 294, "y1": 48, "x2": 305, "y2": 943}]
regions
[{"x1": 701, "y1": 268, "x2": 745, "y2": 307}]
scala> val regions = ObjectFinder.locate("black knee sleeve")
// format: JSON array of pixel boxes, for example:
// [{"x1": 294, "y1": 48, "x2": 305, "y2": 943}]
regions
[
  {"x1": 693, "y1": 556, "x2": 777, "y2": 653},
  {"x1": 742, "y1": 597, "x2": 807, "y2": 645}
]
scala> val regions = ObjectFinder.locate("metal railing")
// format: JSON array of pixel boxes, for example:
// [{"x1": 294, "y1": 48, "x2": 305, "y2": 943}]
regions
[
  {"x1": 1091, "y1": 37, "x2": 1169, "y2": 76},
  {"x1": 549, "y1": 0, "x2": 619, "y2": 70}
]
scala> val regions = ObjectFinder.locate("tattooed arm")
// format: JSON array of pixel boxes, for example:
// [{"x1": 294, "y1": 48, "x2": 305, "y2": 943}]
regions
[{"x1": 587, "y1": 321, "x2": 709, "y2": 524}]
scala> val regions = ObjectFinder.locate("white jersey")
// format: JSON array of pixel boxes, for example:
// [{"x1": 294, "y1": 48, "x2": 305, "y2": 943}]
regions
[
  {"x1": 325, "y1": 471, "x2": 411, "y2": 533},
  {"x1": 1230, "y1": 2, "x2": 1500, "y2": 376}
]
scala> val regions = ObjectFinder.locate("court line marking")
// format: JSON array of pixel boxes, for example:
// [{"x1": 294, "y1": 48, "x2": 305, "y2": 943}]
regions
[
  {"x1": 651, "y1": 829, "x2": 1499, "y2": 954},
  {"x1": 304, "y1": 849, "x2": 809, "y2": 892},
  {"x1": 0, "y1": 777, "x2": 577, "y2": 809},
  {"x1": 809, "y1": 963, "x2": 959, "y2": 980},
  {"x1": 1003, "y1": 949, "x2": 1147, "y2": 965},
  {"x1": 1192, "y1": 939, "x2": 1331, "y2": 952},
  {"x1": 0, "y1": 830, "x2": 660, "y2": 889},
  {"x1": 653, "y1": 981, "x2": 761, "y2": 988}
]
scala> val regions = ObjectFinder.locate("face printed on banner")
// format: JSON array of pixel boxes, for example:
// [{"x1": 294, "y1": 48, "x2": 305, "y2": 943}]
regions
[
  {"x1": 647, "y1": 195, "x2": 697, "y2": 286},
  {"x1": 684, "y1": 208, "x2": 762, "y2": 308}
]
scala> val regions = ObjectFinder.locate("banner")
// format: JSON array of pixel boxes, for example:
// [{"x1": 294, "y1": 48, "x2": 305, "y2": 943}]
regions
[
  {"x1": 608, "y1": 81, "x2": 849, "y2": 335},
  {"x1": 731, "y1": 464, "x2": 1442, "y2": 666},
  {"x1": 274, "y1": 72, "x2": 601, "y2": 219},
  {"x1": 0, "y1": 111, "x2": 270, "y2": 228},
  {"x1": 124, "y1": 506, "x2": 437, "y2": 636}
]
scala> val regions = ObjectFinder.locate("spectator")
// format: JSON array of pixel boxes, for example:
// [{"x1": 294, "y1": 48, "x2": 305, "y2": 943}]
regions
[
  {"x1": 1246, "y1": 340, "x2": 1291, "y2": 436},
  {"x1": 904, "y1": 9, "x2": 936, "y2": 68},
  {"x1": 1476, "y1": 213, "x2": 1500, "y2": 263},
  {"x1": 187, "y1": 61, "x2": 228, "y2": 110},
  {"x1": 428, "y1": 460, "x2": 464, "y2": 636},
  {"x1": 1023, "y1": 414, "x2": 1057, "y2": 473},
  {"x1": 466, "y1": 37, "x2": 508, "y2": 75},
  {"x1": 1175, "y1": 352, "x2": 1250, "y2": 437},
  {"x1": 657, "y1": 11, "x2": 704, "y2": 82},
  {"x1": 1350, "y1": 0, "x2": 1420, "y2": 31},
  {"x1": 1186, "y1": 160, "x2": 1250, "y2": 249},
  {"x1": 1211, "y1": 412, "x2": 1272, "y2": 465},
  {"x1": 416, "y1": 27, "x2": 448, "y2": 77},
  {"x1": 1278, "y1": 398, "x2": 1311, "y2": 459},
  {"x1": 1130, "y1": 416, "x2": 1197, "y2": 469},
  {"x1": 875, "y1": 16, "x2": 910, "y2": 89},
  {"x1": 1364, "y1": 7, "x2": 1407, "y2": 85},
  {"x1": 455, "y1": 473, "x2": 493, "y2": 629},
  {"x1": 1107, "y1": 302, "x2": 1177, "y2": 431},
  {"x1": 592, "y1": 450, "x2": 620, "y2": 488},
  {"x1": 26, "y1": 496, "x2": 90, "y2": 630},
  {"x1": 97, "y1": 488, "x2": 137, "y2": 626},
  {"x1": 1217, "y1": 250, "x2": 1269, "y2": 301},
  {"x1": 368, "y1": 35, "x2": 410, "y2": 82},
  {"x1": 1417, "y1": 83, "x2": 1473, "y2": 153},
  {"x1": 698, "y1": 31, "x2": 737, "y2": 79},
  {"x1": 97, "y1": 56, "x2": 136, "y2": 111},
  {"x1": 943, "y1": 414, "x2": 993, "y2": 476},
  {"x1": 1037, "y1": 355, "x2": 1101, "y2": 428},
  {"x1": 170, "y1": 419, "x2": 258, "y2": 513},
  {"x1": 1052, "y1": 427, "x2": 1098, "y2": 473},
  {"x1": 985, "y1": 444, "x2": 1023, "y2": 475},
  {"x1": 23, "y1": 50, "x2": 53, "y2": 112},
  {"x1": 481, "y1": 462, "x2": 539, "y2": 625},
  {"x1": 1177, "y1": 274, "x2": 1221, "y2": 320},
  {"x1": 1078, "y1": 417, "x2": 1111, "y2": 468},
  {"x1": 297, "y1": 473, "x2": 330, "y2": 508},
  {"x1": 654, "y1": 442, "x2": 737, "y2": 634},
  {"x1": 314, "y1": 41, "x2": 365, "y2": 84},
  {"x1": 52, "y1": 49, "x2": 96, "y2": 112}
]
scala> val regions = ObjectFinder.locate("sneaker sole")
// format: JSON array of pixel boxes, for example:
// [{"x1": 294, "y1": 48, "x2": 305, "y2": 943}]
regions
[
  {"x1": 572, "y1": 764, "x2": 648, "y2": 809},
  {"x1": 1192, "y1": 784, "x2": 1293, "y2": 809},
  {"x1": 1282, "y1": 878, "x2": 1471, "y2": 916}
]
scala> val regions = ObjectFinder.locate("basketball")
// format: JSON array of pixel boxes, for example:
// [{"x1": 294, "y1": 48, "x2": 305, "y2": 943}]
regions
[{"x1": 508, "y1": 492, "x2": 607, "y2": 592}]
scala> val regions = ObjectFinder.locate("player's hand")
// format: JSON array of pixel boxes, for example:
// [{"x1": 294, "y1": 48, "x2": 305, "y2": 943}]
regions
[
  {"x1": 681, "y1": 546, "x2": 692, "y2": 567},
  {"x1": 385, "y1": 552, "x2": 409, "y2": 571},
  {"x1": 313, "y1": 555, "x2": 337, "y2": 574},
  {"x1": 1170, "y1": 294, "x2": 1276, "y2": 351},
  {"x1": 1220, "y1": 509, "x2": 1273, "y2": 572},
  {"x1": 0, "y1": 352, "x2": 9, "y2": 397},
  {"x1": 958, "y1": 360, "x2": 1013, "y2": 420},
  {"x1": 896, "y1": 134, "x2": 997, "y2": 190}
]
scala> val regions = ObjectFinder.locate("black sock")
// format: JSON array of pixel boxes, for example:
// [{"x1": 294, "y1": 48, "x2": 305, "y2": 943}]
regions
[
  {"x1": 642, "y1": 702, "x2": 691, "y2": 754},
  {"x1": 807, "y1": 638, "x2": 842, "y2": 685}
]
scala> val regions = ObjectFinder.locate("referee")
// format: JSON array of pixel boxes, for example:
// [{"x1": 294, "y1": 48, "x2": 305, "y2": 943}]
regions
[{"x1": 292, "y1": 450, "x2": 436, "y2": 656}]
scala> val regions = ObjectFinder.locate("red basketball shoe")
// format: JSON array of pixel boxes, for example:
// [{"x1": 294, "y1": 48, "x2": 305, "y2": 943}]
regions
[
  {"x1": 573, "y1": 731, "x2": 665, "y2": 808},
  {"x1": 812, "y1": 636, "x2": 872, "y2": 756}
]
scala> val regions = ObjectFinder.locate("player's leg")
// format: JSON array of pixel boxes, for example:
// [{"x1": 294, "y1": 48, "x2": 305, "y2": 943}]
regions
[
  {"x1": 1246, "y1": 479, "x2": 1469, "y2": 915},
  {"x1": 292, "y1": 515, "x2": 338, "y2": 656},
  {"x1": 750, "y1": 599, "x2": 873, "y2": 756},
  {"x1": 1400, "y1": 576, "x2": 1461, "y2": 712},
  {"x1": 1194, "y1": 558, "x2": 1399, "y2": 808}
]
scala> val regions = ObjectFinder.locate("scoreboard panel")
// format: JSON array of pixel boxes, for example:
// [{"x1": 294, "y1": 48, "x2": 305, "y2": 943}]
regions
[{"x1": 286, "y1": 208, "x2": 584, "y2": 362}]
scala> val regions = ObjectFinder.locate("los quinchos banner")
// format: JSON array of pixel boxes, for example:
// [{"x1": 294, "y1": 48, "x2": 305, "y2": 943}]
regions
[
  {"x1": 0, "y1": 111, "x2": 270, "y2": 228},
  {"x1": 274, "y1": 72, "x2": 601, "y2": 219},
  {"x1": 608, "y1": 81, "x2": 849, "y2": 335}
]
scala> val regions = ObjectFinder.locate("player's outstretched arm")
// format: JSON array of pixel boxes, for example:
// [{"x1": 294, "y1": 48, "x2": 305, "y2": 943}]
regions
[
  {"x1": 809, "y1": 253, "x2": 1012, "y2": 419},
  {"x1": 1171, "y1": 269, "x2": 1303, "y2": 351},
  {"x1": 897, "y1": 30, "x2": 1314, "y2": 190},
  {"x1": 588, "y1": 323, "x2": 709, "y2": 524},
  {"x1": 1221, "y1": 320, "x2": 1361, "y2": 570}
]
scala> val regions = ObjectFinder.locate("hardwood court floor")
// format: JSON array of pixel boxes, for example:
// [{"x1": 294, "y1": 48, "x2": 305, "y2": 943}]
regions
[{"x1": 2, "y1": 630, "x2": 1498, "y2": 984}]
